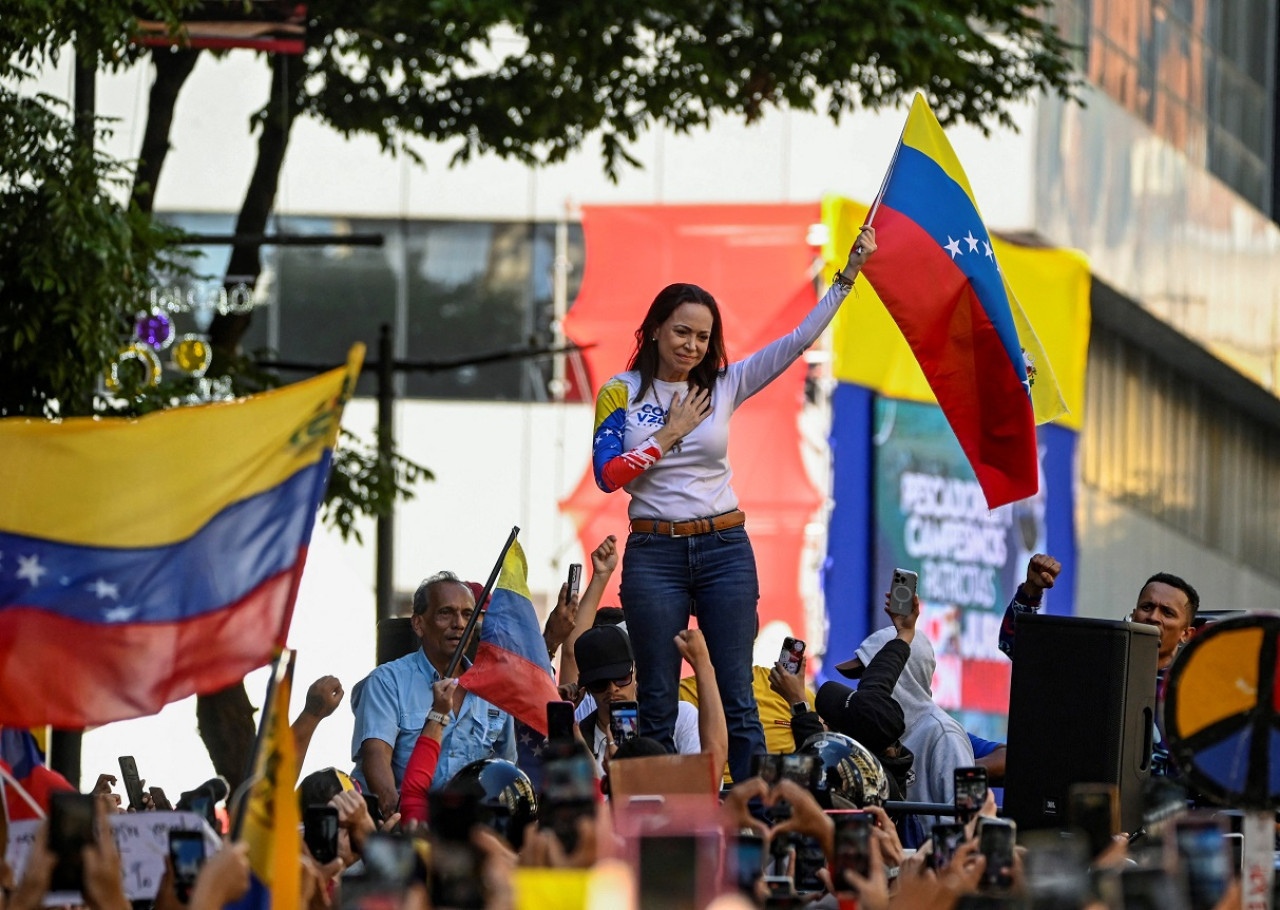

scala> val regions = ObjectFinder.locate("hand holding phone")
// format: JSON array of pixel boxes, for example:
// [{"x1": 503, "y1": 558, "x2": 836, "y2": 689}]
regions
[
  {"x1": 168, "y1": 830, "x2": 206, "y2": 903},
  {"x1": 930, "y1": 823, "x2": 967, "y2": 872},
  {"x1": 827, "y1": 810, "x2": 873, "y2": 894},
  {"x1": 608, "y1": 700, "x2": 639, "y2": 746},
  {"x1": 1068, "y1": 782, "x2": 1119, "y2": 858},
  {"x1": 953, "y1": 766, "x2": 988, "y2": 818},
  {"x1": 303, "y1": 805, "x2": 340, "y2": 864},
  {"x1": 118, "y1": 755, "x2": 146, "y2": 811},
  {"x1": 976, "y1": 817, "x2": 1016, "y2": 892},
  {"x1": 888, "y1": 568, "x2": 918, "y2": 616},
  {"x1": 778, "y1": 638, "x2": 806, "y2": 675},
  {"x1": 49, "y1": 791, "x2": 96, "y2": 892},
  {"x1": 149, "y1": 786, "x2": 173, "y2": 811},
  {"x1": 541, "y1": 755, "x2": 596, "y2": 854},
  {"x1": 1172, "y1": 816, "x2": 1231, "y2": 910},
  {"x1": 729, "y1": 829, "x2": 765, "y2": 893}
]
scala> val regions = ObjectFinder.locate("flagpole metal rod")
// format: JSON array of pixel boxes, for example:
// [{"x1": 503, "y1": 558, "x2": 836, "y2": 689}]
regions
[
  {"x1": 444, "y1": 526, "x2": 520, "y2": 679},
  {"x1": 864, "y1": 131, "x2": 903, "y2": 230}
]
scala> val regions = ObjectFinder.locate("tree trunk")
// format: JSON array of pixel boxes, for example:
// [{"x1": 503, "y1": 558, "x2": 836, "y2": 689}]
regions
[
  {"x1": 197, "y1": 52, "x2": 301, "y2": 786},
  {"x1": 209, "y1": 51, "x2": 301, "y2": 360},
  {"x1": 195, "y1": 680, "x2": 258, "y2": 795},
  {"x1": 130, "y1": 48, "x2": 202, "y2": 215}
]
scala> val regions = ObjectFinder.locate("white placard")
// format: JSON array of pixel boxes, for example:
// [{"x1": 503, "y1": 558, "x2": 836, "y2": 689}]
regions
[{"x1": 4, "y1": 811, "x2": 221, "y2": 905}]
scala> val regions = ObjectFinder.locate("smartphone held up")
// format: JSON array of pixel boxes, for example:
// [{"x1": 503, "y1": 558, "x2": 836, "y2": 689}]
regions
[
  {"x1": 888, "y1": 568, "x2": 918, "y2": 616},
  {"x1": 778, "y1": 638, "x2": 806, "y2": 675}
]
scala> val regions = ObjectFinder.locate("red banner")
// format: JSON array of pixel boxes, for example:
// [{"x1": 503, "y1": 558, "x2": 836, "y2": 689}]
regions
[{"x1": 562, "y1": 204, "x2": 823, "y2": 640}]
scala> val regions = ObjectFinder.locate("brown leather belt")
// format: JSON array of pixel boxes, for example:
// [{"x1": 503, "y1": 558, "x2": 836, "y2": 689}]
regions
[{"x1": 630, "y1": 510, "x2": 746, "y2": 538}]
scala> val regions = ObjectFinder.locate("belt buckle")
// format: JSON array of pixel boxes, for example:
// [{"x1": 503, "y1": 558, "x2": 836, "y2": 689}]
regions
[{"x1": 667, "y1": 520, "x2": 682, "y2": 538}]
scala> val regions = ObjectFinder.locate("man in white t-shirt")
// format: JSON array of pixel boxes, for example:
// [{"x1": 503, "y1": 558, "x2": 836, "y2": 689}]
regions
[{"x1": 574, "y1": 624, "x2": 712, "y2": 777}]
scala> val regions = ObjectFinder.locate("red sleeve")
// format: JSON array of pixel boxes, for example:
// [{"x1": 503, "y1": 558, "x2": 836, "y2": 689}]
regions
[
  {"x1": 398, "y1": 736, "x2": 442, "y2": 825},
  {"x1": 598, "y1": 441, "x2": 663, "y2": 492}
]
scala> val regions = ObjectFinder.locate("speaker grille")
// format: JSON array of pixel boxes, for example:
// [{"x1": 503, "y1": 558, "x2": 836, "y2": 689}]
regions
[{"x1": 1003, "y1": 614, "x2": 1158, "y2": 831}]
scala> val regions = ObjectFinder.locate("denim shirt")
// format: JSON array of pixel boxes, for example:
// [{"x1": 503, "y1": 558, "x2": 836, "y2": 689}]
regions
[{"x1": 350, "y1": 648, "x2": 516, "y2": 793}]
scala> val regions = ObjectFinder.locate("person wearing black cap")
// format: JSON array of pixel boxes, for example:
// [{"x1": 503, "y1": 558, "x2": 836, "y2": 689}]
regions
[
  {"x1": 573, "y1": 624, "x2": 727, "y2": 779},
  {"x1": 769, "y1": 592, "x2": 917, "y2": 800}
]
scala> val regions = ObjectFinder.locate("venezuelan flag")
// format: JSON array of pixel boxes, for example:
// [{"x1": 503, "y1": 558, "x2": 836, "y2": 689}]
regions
[
  {"x1": 228, "y1": 652, "x2": 300, "y2": 910},
  {"x1": 0, "y1": 346, "x2": 363, "y2": 727},
  {"x1": 860, "y1": 94, "x2": 1038, "y2": 509},
  {"x1": 458, "y1": 539, "x2": 561, "y2": 736}
]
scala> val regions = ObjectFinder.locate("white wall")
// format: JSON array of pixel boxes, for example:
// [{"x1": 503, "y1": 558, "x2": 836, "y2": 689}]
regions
[
  {"x1": 31, "y1": 49, "x2": 1039, "y2": 229},
  {"x1": 1075, "y1": 485, "x2": 1280, "y2": 620}
]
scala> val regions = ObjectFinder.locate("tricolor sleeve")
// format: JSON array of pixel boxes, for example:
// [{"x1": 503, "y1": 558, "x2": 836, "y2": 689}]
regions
[{"x1": 592, "y1": 379, "x2": 662, "y2": 493}]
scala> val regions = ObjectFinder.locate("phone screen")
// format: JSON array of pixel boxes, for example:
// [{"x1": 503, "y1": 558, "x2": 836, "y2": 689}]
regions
[
  {"x1": 304, "y1": 805, "x2": 340, "y2": 864},
  {"x1": 1120, "y1": 867, "x2": 1183, "y2": 910},
  {"x1": 541, "y1": 755, "x2": 595, "y2": 853},
  {"x1": 954, "y1": 766, "x2": 988, "y2": 816},
  {"x1": 978, "y1": 820, "x2": 1016, "y2": 891},
  {"x1": 608, "y1": 701, "x2": 639, "y2": 745},
  {"x1": 779, "y1": 638, "x2": 806, "y2": 674},
  {"x1": 1068, "y1": 783, "x2": 1118, "y2": 858},
  {"x1": 1175, "y1": 820, "x2": 1230, "y2": 910},
  {"x1": 780, "y1": 753, "x2": 820, "y2": 790},
  {"x1": 753, "y1": 753, "x2": 784, "y2": 785},
  {"x1": 730, "y1": 831, "x2": 764, "y2": 891},
  {"x1": 428, "y1": 838, "x2": 484, "y2": 910},
  {"x1": 567, "y1": 564, "x2": 582, "y2": 598},
  {"x1": 930, "y1": 823, "x2": 967, "y2": 872},
  {"x1": 49, "y1": 792, "x2": 95, "y2": 892},
  {"x1": 828, "y1": 811, "x2": 873, "y2": 893},
  {"x1": 169, "y1": 830, "x2": 205, "y2": 900},
  {"x1": 547, "y1": 701, "x2": 576, "y2": 744},
  {"x1": 639, "y1": 835, "x2": 697, "y2": 910}
]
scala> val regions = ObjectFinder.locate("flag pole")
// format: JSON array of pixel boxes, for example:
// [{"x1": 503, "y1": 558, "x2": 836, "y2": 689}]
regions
[
  {"x1": 862, "y1": 98, "x2": 913, "y2": 233},
  {"x1": 444, "y1": 526, "x2": 520, "y2": 679},
  {"x1": 228, "y1": 649, "x2": 293, "y2": 840}
]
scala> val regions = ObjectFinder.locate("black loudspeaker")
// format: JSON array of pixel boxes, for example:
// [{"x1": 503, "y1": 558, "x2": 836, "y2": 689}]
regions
[
  {"x1": 1003, "y1": 614, "x2": 1159, "y2": 833},
  {"x1": 376, "y1": 617, "x2": 418, "y2": 666}
]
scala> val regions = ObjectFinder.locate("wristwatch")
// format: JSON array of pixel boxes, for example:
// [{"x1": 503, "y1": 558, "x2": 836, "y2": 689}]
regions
[
  {"x1": 790, "y1": 702, "x2": 810, "y2": 718},
  {"x1": 426, "y1": 710, "x2": 451, "y2": 726}
]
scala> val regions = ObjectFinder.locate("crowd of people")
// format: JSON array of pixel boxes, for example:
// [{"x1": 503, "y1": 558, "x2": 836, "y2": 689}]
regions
[
  {"x1": 0, "y1": 247, "x2": 1250, "y2": 910},
  {"x1": 0, "y1": 543, "x2": 1242, "y2": 910}
]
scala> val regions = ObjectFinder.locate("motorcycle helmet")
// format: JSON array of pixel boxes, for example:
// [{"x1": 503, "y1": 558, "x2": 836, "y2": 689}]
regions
[
  {"x1": 799, "y1": 731, "x2": 890, "y2": 809},
  {"x1": 440, "y1": 758, "x2": 538, "y2": 849}
]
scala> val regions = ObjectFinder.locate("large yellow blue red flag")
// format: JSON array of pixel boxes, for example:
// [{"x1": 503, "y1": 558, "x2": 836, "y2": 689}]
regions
[
  {"x1": 0, "y1": 346, "x2": 363, "y2": 727},
  {"x1": 861, "y1": 94, "x2": 1039, "y2": 508},
  {"x1": 458, "y1": 538, "x2": 561, "y2": 737},
  {"x1": 228, "y1": 652, "x2": 301, "y2": 910}
]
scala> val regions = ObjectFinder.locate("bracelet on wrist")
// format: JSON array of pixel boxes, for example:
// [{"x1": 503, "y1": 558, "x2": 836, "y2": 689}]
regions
[
  {"x1": 427, "y1": 710, "x2": 451, "y2": 726},
  {"x1": 1017, "y1": 584, "x2": 1043, "y2": 605},
  {"x1": 833, "y1": 269, "x2": 854, "y2": 290}
]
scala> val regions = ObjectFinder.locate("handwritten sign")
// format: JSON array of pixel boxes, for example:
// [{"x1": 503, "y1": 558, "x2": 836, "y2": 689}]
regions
[{"x1": 4, "y1": 811, "x2": 220, "y2": 905}]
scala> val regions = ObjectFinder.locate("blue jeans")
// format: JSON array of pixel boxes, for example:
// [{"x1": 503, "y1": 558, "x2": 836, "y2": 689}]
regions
[{"x1": 619, "y1": 523, "x2": 767, "y2": 783}]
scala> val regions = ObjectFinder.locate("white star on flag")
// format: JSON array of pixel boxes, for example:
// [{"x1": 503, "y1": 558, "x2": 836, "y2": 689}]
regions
[
  {"x1": 944, "y1": 236, "x2": 963, "y2": 258},
  {"x1": 983, "y1": 240, "x2": 994, "y2": 259},
  {"x1": 964, "y1": 231, "x2": 980, "y2": 252},
  {"x1": 16, "y1": 554, "x2": 47, "y2": 587},
  {"x1": 103, "y1": 606, "x2": 138, "y2": 622},
  {"x1": 90, "y1": 578, "x2": 120, "y2": 600}
]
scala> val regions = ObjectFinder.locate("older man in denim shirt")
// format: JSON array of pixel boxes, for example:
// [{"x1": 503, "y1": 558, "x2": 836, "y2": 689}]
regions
[{"x1": 351, "y1": 571, "x2": 515, "y2": 814}]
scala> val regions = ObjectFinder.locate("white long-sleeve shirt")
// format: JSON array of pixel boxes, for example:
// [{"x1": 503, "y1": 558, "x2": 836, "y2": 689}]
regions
[{"x1": 591, "y1": 281, "x2": 852, "y2": 519}]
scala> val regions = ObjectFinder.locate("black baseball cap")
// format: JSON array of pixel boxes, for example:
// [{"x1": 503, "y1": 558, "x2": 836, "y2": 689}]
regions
[
  {"x1": 814, "y1": 681, "x2": 905, "y2": 755},
  {"x1": 573, "y1": 625, "x2": 635, "y2": 689}
]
